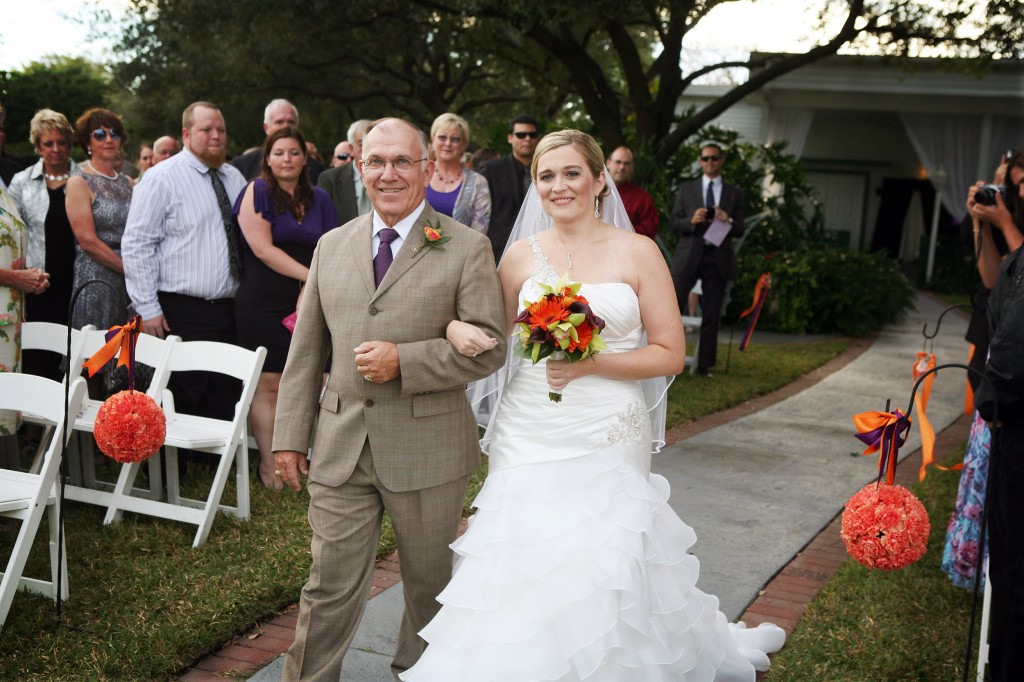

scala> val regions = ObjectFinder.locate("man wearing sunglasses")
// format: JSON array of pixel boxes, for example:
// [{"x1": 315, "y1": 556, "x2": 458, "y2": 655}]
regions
[
  {"x1": 331, "y1": 141, "x2": 354, "y2": 168},
  {"x1": 479, "y1": 114, "x2": 540, "y2": 263},
  {"x1": 669, "y1": 140, "x2": 746, "y2": 377},
  {"x1": 318, "y1": 119, "x2": 373, "y2": 224}
]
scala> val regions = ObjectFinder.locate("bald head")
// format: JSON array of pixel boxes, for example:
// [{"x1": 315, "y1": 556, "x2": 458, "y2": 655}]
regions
[
  {"x1": 360, "y1": 118, "x2": 433, "y2": 226},
  {"x1": 606, "y1": 146, "x2": 634, "y2": 185},
  {"x1": 152, "y1": 136, "x2": 181, "y2": 164}
]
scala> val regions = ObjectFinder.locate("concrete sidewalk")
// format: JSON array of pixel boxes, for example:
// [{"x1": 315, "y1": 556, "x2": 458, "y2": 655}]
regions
[{"x1": 188, "y1": 292, "x2": 970, "y2": 682}]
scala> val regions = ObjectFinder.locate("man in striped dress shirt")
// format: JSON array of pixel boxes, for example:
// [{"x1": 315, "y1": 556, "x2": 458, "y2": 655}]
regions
[{"x1": 123, "y1": 101, "x2": 247, "y2": 423}]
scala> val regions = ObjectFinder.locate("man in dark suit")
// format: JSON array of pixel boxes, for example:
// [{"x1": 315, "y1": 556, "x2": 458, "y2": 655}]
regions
[
  {"x1": 316, "y1": 119, "x2": 372, "y2": 224},
  {"x1": 479, "y1": 114, "x2": 538, "y2": 263},
  {"x1": 231, "y1": 99, "x2": 324, "y2": 183},
  {"x1": 669, "y1": 141, "x2": 745, "y2": 376}
]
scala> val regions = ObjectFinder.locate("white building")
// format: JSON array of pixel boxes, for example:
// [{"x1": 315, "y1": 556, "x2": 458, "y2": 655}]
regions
[{"x1": 679, "y1": 54, "x2": 1024, "y2": 260}]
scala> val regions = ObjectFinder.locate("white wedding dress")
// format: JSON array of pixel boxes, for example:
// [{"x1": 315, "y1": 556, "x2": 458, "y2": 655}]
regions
[{"x1": 402, "y1": 239, "x2": 784, "y2": 681}]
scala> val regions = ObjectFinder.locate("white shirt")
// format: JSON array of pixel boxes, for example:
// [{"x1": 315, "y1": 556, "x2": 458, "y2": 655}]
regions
[
  {"x1": 122, "y1": 148, "x2": 247, "y2": 319},
  {"x1": 370, "y1": 201, "x2": 426, "y2": 258},
  {"x1": 701, "y1": 175, "x2": 721, "y2": 207}
]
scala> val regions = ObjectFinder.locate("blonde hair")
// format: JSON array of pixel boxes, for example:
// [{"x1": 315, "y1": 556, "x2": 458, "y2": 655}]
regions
[
  {"x1": 29, "y1": 109, "x2": 74, "y2": 148},
  {"x1": 531, "y1": 129, "x2": 610, "y2": 207},
  {"x1": 430, "y1": 113, "x2": 470, "y2": 146}
]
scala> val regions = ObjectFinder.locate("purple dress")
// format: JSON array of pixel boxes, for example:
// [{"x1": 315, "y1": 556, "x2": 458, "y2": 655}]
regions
[{"x1": 232, "y1": 179, "x2": 339, "y2": 372}]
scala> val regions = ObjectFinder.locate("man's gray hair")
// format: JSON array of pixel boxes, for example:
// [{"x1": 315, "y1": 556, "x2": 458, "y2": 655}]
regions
[
  {"x1": 264, "y1": 98, "x2": 299, "y2": 126},
  {"x1": 347, "y1": 119, "x2": 372, "y2": 146}
]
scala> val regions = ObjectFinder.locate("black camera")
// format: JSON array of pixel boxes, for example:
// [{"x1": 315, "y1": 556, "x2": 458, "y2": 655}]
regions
[{"x1": 975, "y1": 184, "x2": 1006, "y2": 206}]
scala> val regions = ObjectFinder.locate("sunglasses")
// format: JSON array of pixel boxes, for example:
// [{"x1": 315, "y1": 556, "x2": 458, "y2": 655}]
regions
[
  {"x1": 92, "y1": 128, "x2": 124, "y2": 142},
  {"x1": 513, "y1": 131, "x2": 539, "y2": 139},
  {"x1": 335, "y1": 153, "x2": 352, "y2": 161},
  {"x1": 700, "y1": 154, "x2": 722, "y2": 162}
]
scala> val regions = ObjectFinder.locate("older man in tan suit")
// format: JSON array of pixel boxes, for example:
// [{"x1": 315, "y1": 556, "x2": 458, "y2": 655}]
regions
[{"x1": 273, "y1": 118, "x2": 505, "y2": 681}]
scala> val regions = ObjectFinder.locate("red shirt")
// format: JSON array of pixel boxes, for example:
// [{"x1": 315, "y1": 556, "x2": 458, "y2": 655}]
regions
[{"x1": 616, "y1": 181, "x2": 659, "y2": 239}]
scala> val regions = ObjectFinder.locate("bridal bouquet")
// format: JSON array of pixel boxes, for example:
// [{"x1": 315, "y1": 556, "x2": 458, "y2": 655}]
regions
[{"x1": 513, "y1": 275, "x2": 607, "y2": 402}]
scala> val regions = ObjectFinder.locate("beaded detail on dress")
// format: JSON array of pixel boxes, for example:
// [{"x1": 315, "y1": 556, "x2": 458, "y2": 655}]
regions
[
  {"x1": 528, "y1": 234, "x2": 559, "y2": 286},
  {"x1": 600, "y1": 399, "x2": 648, "y2": 450}
]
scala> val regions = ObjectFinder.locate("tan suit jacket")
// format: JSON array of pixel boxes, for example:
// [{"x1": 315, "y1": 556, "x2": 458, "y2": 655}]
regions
[{"x1": 273, "y1": 204, "x2": 506, "y2": 491}]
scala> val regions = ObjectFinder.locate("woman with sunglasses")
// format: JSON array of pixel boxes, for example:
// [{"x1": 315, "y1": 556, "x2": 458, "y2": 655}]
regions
[
  {"x1": 232, "y1": 126, "x2": 339, "y2": 489},
  {"x1": 65, "y1": 109, "x2": 135, "y2": 391},
  {"x1": 426, "y1": 113, "x2": 491, "y2": 234},
  {"x1": 7, "y1": 109, "x2": 79, "y2": 382}
]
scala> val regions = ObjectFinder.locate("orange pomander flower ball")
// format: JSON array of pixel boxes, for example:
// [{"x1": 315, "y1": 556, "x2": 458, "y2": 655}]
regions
[
  {"x1": 841, "y1": 482, "x2": 930, "y2": 570},
  {"x1": 92, "y1": 390, "x2": 166, "y2": 463}
]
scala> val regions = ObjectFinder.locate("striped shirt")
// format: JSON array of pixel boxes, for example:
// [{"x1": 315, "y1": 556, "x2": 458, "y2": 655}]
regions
[{"x1": 122, "y1": 148, "x2": 247, "y2": 319}]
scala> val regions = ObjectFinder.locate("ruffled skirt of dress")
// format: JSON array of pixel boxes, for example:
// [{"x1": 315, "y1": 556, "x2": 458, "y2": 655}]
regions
[{"x1": 402, "y1": 369, "x2": 785, "y2": 681}]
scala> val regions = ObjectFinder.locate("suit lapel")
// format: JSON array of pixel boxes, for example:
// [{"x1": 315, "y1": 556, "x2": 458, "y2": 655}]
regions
[{"x1": 352, "y1": 215, "x2": 376, "y2": 296}]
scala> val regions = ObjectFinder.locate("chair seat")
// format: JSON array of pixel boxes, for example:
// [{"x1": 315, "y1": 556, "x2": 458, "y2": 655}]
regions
[
  {"x1": 0, "y1": 473, "x2": 52, "y2": 512},
  {"x1": 164, "y1": 414, "x2": 232, "y2": 450},
  {"x1": 73, "y1": 400, "x2": 103, "y2": 432}
]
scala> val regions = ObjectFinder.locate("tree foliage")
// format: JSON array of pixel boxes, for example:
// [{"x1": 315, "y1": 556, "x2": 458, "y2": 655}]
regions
[
  {"x1": 0, "y1": 57, "x2": 114, "y2": 159},
  {"x1": 104, "y1": 0, "x2": 1023, "y2": 162}
]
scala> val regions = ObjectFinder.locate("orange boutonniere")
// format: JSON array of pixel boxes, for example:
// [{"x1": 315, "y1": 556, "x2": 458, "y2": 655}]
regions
[{"x1": 411, "y1": 220, "x2": 452, "y2": 254}]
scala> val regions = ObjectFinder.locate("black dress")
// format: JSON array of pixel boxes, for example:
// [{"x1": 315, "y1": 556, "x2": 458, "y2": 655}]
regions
[
  {"x1": 232, "y1": 179, "x2": 339, "y2": 372},
  {"x1": 22, "y1": 185, "x2": 76, "y2": 382}
]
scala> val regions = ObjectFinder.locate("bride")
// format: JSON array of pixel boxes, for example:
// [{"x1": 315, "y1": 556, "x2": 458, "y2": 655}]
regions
[{"x1": 402, "y1": 130, "x2": 784, "y2": 681}]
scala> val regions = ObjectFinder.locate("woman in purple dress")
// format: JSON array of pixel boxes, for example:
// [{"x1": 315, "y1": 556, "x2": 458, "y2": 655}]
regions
[{"x1": 233, "y1": 127, "x2": 339, "y2": 489}]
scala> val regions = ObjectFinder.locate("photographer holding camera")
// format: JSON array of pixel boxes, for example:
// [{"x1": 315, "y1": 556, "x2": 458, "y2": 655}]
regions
[
  {"x1": 968, "y1": 150, "x2": 1024, "y2": 286},
  {"x1": 970, "y1": 147, "x2": 1024, "y2": 682}
]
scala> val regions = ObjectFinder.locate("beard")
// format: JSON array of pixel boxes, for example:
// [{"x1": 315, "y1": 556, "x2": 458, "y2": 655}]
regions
[{"x1": 195, "y1": 146, "x2": 227, "y2": 168}]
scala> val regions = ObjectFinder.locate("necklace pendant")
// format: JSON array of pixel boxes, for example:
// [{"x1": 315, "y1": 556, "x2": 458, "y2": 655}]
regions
[{"x1": 567, "y1": 252, "x2": 574, "y2": 270}]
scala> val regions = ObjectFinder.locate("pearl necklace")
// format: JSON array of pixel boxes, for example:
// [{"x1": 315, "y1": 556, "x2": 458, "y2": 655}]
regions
[
  {"x1": 44, "y1": 169, "x2": 71, "y2": 182},
  {"x1": 83, "y1": 162, "x2": 118, "y2": 180}
]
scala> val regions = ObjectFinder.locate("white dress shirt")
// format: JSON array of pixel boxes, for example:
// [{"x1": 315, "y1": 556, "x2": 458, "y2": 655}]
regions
[
  {"x1": 122, "y1": 148, "x2": 247, "y2": 320},
  {"x1": 701, "y1": 176, "x2": 721, "y2": 207},
  {"x1": 370, "y1": 201, "x2": 427, "y2": 258}
]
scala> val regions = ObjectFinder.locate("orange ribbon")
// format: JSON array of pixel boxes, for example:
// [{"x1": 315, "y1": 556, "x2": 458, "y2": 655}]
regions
[
  {"x1": 912, "y1": 352, "x2": 961, "y2": 480},
  {"x1": 82, "y1": 316, "x2": 142, "y2": 379},
  {"x1": 740, "y1": 273, "x2": 771, "y2": 318},
  {"x1": 739, "y1": 272, "x2": 771, "y2": 351},
  {"x1": 853, "y1": 409, "x2": 911, "y2": 486}
]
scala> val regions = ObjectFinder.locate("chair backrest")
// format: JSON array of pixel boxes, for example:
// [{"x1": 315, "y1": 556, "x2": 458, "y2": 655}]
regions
[
  {"x1": 20, "y1": 322, "x2": 95, "y2": 369},
  {"x1": 165, "y1": 341, "x2": 265, "y2": 381},
  {"x1": 77, "y1": 329, "x2": 181, "y2": 399},
  {"x1": 0, "y1": 374, "x2": 87, "y2": 452}
]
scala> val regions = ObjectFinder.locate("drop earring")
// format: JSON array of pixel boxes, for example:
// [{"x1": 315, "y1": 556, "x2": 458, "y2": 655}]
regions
[{"x1": 594, "y1": 196, "x2": 600, "y2": 218}]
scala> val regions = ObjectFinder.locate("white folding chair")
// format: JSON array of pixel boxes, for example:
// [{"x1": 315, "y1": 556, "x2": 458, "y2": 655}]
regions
[
  {"x1": 682, "y1": 280, "x2": 702, "y2": 376},
  {"x1": 16, "y1": 323, "x2": 94, "y2": 473},
  {"x1": 63, "y1": 330, "x2": 180, "y2": 509},
  {"x1": 0, "y1": 374, "x2": 88, "y2": 630},
  {"x1": 976, "y1": 556, "x2": 992, "y2": 681},
  {"x1": 103, "y1": 341, "x2": 265, "y2": 547}
]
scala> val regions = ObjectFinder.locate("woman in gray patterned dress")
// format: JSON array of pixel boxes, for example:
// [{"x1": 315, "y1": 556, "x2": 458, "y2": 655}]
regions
[{"x1": 65, "y1": 109, "x2": 133, "y2": 392}]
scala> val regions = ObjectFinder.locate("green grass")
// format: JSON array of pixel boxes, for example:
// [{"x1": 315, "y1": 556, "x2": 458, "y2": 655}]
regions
[
  {"x1": 767, "y1": 448, "x2": 981, "y2": 681},
  {"x1": 666, "y1": 339, "x2": 851, "y2": 426},
  {"x1": 0, "y1": 337, "x2": 851, "y2": 679}
]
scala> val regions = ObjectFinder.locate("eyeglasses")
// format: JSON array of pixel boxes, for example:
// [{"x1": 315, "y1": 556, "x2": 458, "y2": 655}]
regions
[
  {"x1": 513, "y1": 131, "x2": 539, "y2": 139},
  {"x1": 336, "y1": 153, "x2": 352, "y2": 161},
  {"x1": 434, "y1": 134, "x2": 463, "y2": 145},
  {"x1": 700, "y1": 154, "x2": 722, "y2": 162},
  {"x1": 40, "y1": 139, "x2": 69, "y2": 149},
  {"x1": 361, "y1": 157, "x2": 428, "y2": 172},
  {"x1": 92, "y1": 128, "x2": 124, "y2": 142}
]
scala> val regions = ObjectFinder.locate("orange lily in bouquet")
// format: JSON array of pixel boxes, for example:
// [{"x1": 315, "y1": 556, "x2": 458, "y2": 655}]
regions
[{"x1": 513, "y1": 275, "x2": 607, "y2": 402}]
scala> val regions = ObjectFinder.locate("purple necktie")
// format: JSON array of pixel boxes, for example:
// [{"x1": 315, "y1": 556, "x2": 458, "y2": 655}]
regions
[{"x1": 374, "y1": 228, "x2": 399, "y2": 287}]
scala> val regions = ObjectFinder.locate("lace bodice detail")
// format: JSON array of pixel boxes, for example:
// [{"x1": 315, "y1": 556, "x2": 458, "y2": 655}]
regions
[{"x1": 521, "y1": 234, "x2": 643, "y2": 353}]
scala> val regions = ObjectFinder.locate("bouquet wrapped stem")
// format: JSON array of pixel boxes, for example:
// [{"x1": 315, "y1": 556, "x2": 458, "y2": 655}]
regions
[{"x1": 548, "y1": 351, "x2": 566, "y2": 402}]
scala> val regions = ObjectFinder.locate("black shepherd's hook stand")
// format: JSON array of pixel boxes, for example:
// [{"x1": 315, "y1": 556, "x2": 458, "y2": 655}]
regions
[
  {"x1": 55, "y1": 279, "x2": 129, "y2": 622},
  {"x1": 902, "y1": 362, "x2": 998, "y2": 682},
  {"x1": 921, "y1": 303, "x2": 972, "y2": 352}
]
